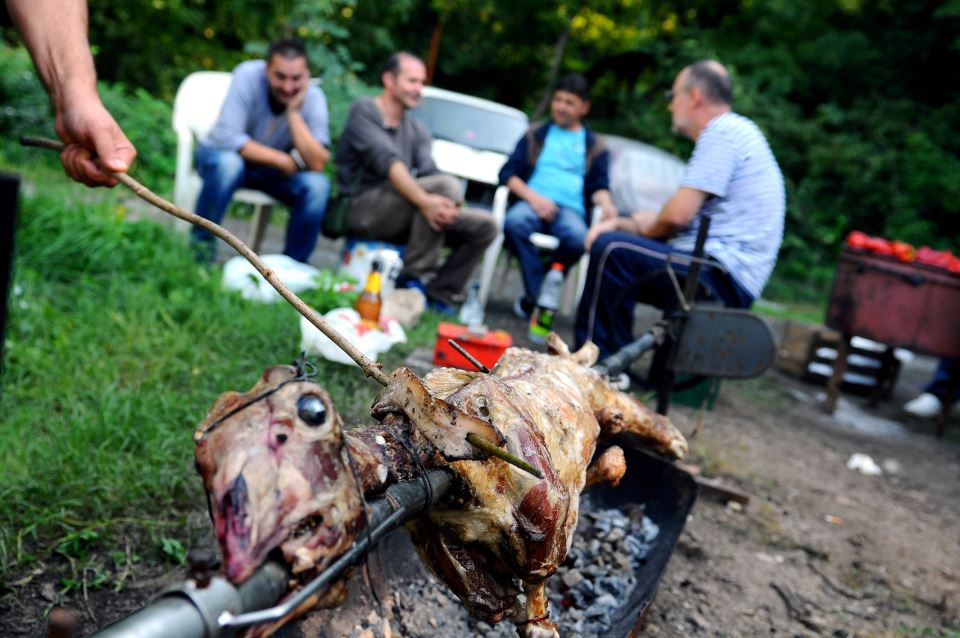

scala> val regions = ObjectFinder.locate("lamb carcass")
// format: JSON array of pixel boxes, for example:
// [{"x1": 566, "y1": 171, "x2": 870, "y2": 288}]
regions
[{"x1": 194, "y1": 335, "x2": 687, "y2": 637}]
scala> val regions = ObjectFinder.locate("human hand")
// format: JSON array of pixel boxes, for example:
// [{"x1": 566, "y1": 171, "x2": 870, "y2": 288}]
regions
[
  {"x1": 420, "y1": 194, "x2": 460, "y2": 232},
  {"x1": 527, "y1": 193, "x2": 557, "y2": 222},
  {"x1": 54, "y1": 97, "x2": 136, "y2": 187},
  {"x1": 286, "y1": 83, "x2": 309, "y2": 114},
  {"x1": 600, "y1": 202, "x2": 619, "y2": 222},
  {"x1": 278, "y1": 153, "x2": 300, "y2": 177},
  {"x1": 584, "y1": 218, "x2": 619, "y2": 250}
]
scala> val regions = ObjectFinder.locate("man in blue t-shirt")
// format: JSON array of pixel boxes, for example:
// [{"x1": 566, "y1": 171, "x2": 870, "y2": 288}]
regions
[
  {"x1": 192, "y1": 37, "x2": 331, "y2": 264},
  {"x1": 498, "y1": 75, "x2": 618, "y2": 318},
  {"x1": 574, "y1": 60, "x2": 786, "y2": 361}
]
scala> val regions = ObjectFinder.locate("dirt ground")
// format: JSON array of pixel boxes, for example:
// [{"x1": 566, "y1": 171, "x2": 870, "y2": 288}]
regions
[{"x1": 4, "y1": 216, "x2": 960, "y2": 637}]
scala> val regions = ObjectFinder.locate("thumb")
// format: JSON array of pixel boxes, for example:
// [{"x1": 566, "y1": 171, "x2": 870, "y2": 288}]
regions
[{"x1": 94, "y1": 123, "x2": 136, "y2": 174}]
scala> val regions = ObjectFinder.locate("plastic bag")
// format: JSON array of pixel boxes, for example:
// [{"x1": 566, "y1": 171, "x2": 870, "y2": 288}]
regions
[
  {"x1": 299, "y1": 307, "x2": 406, "y2": 366},
  {"x1": 338, "y1": 240, "x2": 404, "y2": 297},
  {"x1": 222, "y1": 254, "x2": 330, "y2": 303}
]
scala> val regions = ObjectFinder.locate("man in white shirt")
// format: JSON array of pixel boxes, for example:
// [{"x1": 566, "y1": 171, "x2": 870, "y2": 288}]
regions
[{"x1": 575, "y1": 60, "x2": 786, "y2": 360}]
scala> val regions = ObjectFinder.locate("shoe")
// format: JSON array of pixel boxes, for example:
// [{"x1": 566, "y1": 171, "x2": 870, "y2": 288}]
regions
[
  {"x1": 903, "y1": 392, "x2": 942, "y2": 418},
  {"x1": 395, "y1": 275, "x2": 426, "y2": 296},
  {"x1": 513, "y1": 296, "x2": 534, "y2": 319},
  {"x1": 428, "y1": 298, "x2": 457, "y2": 317}
]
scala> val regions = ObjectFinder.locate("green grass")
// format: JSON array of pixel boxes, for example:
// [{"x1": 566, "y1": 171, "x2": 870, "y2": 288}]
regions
[{"x1": 0, "y1": 175, "x2": 438, "y2": 581}]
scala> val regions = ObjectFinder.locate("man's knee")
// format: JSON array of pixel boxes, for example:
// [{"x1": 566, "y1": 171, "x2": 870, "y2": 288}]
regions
[
  {"x1": 476, "y1": 213, "x2": 499, "y2": 244},
  {"x1": 419, "y1": 174, "x2": 461, "y2": 200},
  {"x1": 503, "y1": 204, "x2": 535, "y2": 240},
  {"x1": 294, "y1": 172, "x2": 330, "y2": 202},
  {"x1": 198, "y1": 149, "x2": 244, "y2": 184}
]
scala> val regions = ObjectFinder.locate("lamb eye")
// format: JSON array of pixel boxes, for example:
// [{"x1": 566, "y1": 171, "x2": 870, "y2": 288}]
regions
[{"x1": 297, "y1": 395, "x2": 327, "y2": 427}]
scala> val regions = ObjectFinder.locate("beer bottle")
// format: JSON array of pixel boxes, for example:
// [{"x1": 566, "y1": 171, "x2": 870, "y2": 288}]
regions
[{"x1": 355, "y1": 260, "x2": 383, "y2": 328}]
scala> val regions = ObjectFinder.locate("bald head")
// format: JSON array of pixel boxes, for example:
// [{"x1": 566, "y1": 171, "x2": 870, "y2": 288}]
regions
[{"x1": 681, "y1": 60, "x2": 732, "y2": 106}]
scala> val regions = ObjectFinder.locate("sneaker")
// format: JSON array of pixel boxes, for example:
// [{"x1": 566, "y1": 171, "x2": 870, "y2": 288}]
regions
[
  {"x1": 513, "y1": 296, "x2": 534, "y2": 319},
  {"x1": 395, "y1": 275, "x2": 427, "y2": 296},
  {"x1": 903, "y1": 392, "x2": 942, "y2": 418},
  {"x1": 428, "y1": 298, "x2": 457, "y2": 317}
]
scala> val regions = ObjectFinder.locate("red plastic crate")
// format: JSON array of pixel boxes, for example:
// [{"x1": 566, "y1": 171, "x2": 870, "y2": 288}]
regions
[{"x1": 433, "y1": 322, "x2": 513, "y2": 370}]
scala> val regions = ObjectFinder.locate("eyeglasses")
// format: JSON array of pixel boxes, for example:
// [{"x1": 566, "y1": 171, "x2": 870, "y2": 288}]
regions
[{"x1": 664, "y1": 89, "x2": 675, "y2": 102}]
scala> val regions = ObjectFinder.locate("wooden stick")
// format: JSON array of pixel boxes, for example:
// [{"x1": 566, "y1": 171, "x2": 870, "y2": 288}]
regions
[
  {"x1": 447, "y1": 339, "x2": 490, "y2": 373},
  {"x1": 20, "y1": 136, "x2": 391, "y2": 386},
  {"x1": 21, "y1": 137, "x2": 543, "y2": 475}
]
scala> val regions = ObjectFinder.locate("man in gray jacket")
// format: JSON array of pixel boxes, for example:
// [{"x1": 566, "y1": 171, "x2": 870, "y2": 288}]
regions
[{"x1": 336, "y1": 52, "x2": 497, "y2": 312}]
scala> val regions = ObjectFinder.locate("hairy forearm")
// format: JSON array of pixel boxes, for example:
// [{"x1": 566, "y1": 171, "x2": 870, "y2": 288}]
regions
[
  {"x1": 387, "y1": 160, "x2": 429, "y2": 209},
  {"x1": 287, "y1": 111, "x2": 328, "y2": 172},
  {"x1": 7, "y1": 0, "x2": 98, "y2": 108},
  {"x1": 239, "y1": 140, "x2": 293, "y2": 172}
]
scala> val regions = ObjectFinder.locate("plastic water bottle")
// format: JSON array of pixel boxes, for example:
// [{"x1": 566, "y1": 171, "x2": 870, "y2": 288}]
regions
[
  {"x1": 529, "y1": 262, "x2": 564, "y2": 344},
  {"x1": 458, "y1": 281, "x2": 485, "y2": 329}
]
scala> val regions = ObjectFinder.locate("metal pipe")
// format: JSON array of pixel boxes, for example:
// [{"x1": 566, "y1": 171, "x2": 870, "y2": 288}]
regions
[
  {"x1": 88, "y1": 470, "x2": 453, "y2": 638},
  {"x1": 594, "y1": 324, "x2": 666, "y2": 378}
]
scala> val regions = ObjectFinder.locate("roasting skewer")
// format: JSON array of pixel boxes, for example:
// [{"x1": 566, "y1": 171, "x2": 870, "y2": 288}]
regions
[
  {"x1": 88, "y1": 470, "x2": 453, "y2": 638},
  {"x1": 20, "y1": 136, "x2": 538, "y2": 477}
]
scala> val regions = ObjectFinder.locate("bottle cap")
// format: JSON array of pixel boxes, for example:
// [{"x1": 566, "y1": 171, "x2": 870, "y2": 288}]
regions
[
  {"x1": 370, "y1": 259, "x2": 382, "y2": 273},
  {"x1": 550, "y1": 262, "x2": 564, "y2": 271}
]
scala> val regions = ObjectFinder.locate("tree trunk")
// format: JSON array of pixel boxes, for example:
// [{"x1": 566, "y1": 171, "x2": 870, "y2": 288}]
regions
[
  {"x1": 426, "y1": 16, "x2": 445, "y2": 85},
  {"x1": 532, "y1": 24, "x2": 571, "y2": 120}
]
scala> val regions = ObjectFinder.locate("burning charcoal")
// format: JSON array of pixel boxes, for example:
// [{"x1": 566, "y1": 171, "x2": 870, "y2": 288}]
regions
[
  {"x1": 638, "y1": 516, "x2": 660, "y2": 542},
  {"x1": 624, "y1": 534, "x2": 648, "y2": 557},
  {"x1": 596, "y1": 575, "x2": 627, "y2": 598},
  {"x1": 606, "y1": 527, "x2": 626, "y2": 543},
  {"x1": 561, "y1": 569, "x2": 585, "y2": 589}
]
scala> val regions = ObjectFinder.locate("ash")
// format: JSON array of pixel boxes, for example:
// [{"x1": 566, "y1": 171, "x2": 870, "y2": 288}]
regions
[{"x1": 387, "y1": 502, "x2": 658, "y2": 638}]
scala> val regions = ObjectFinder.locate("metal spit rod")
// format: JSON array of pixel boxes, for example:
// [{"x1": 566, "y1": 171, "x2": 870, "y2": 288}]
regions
[{"x1": 88, "y1": 469, "x2": 453, "y2": 638}]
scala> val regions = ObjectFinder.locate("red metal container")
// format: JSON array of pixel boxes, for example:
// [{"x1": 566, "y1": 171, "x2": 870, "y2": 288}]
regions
[{"x1": 826, "y1": 247, "x2": 960, "y2": 358}]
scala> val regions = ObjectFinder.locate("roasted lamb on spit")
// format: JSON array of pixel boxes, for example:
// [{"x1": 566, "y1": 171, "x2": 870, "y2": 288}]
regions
[{"x1": 194, "y1": 334, "x2": 687, "y2": 637}]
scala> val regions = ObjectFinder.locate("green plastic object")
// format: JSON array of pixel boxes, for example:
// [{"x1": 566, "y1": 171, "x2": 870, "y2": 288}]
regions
[{"x1": 670, "y1": 375, "x2": 722, "y2": 411}]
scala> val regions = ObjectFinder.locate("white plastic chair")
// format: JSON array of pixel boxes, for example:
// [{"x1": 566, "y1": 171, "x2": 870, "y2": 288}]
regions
[{"x1": 172, "y1": 71, "x2": 278, "y2": 252}]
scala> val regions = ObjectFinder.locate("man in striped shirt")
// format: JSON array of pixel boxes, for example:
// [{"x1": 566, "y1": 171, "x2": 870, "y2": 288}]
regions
[{"x1": 574, "y1": 60, "x2": 786, "y2": 361}]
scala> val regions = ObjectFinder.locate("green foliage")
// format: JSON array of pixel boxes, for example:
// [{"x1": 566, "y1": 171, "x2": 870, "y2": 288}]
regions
[
  {"x1": 97, "y1": 84, "x2": 177, "y2": 196},
  {"x1": 157, "y1": 537, "x2": 186, "y2": 565},
  {"x1": 0, "y1": 180, "x2": 442, "y2": 579}
]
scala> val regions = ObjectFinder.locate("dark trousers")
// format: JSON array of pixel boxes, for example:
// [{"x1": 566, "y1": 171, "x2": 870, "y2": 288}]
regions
[
  {"x1": 347, "y1": 175, "x2": 498, "y2": 305},
  {"x1": 574, "y1": 232, "x2": 754, "y2": 361},
  {"x1": 924, "y1": 358, "x2": 960, "y2": 404},
  {"x1": 191, "y1": 147, "x2": 330, "y2": 263}
]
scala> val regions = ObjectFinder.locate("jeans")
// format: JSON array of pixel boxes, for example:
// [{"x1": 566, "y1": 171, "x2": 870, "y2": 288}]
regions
[
  {"x1": 924, "y1": 358, "x2": 960, "y2": 403},
  {"x1": 191, "y1": 147, "x2": 330, "y2": 263},
  {"x1": 503, "y1": 201, "x2": 588, "y2": 303},
  {"x1": 573, "y1": 231, "x2": 754, "y2": 361}
]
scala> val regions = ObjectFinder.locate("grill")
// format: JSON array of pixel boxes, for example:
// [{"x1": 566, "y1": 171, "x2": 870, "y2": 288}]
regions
[
  {"x1": 285, "y1": 439, "x2": 698, "y2": 638},
  {"x1": 823, "y1": 247, "x2": 960, "y2": 431}
]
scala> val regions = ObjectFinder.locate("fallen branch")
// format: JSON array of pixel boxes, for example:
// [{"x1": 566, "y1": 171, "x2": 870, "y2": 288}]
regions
[{"x1": 21, "y1": 136, "x2": 389, "y2": 386}]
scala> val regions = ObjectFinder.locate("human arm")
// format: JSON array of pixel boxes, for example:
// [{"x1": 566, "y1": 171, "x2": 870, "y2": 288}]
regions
[
  {"x1": 387, "y1": 160, "x2": 459, "y2": 232},
  {"x1": 506, "y1": 176, "x2": 557, "y2": 221},
  {"x1": 590, "y1": 188, "x2": 618, "y2": 221},
  {"x1": 583, "y1": 188, "x2": 706, "y2": 249},
  {"x1": 286, "y1": 84, "x2": 329, "y2": 172},
  {"x1": 238, "y1": 140, "x2": 299, "y2": 176},
  {"x1": 6, "y1": 0, "x2": 136, "y2": 186}
]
